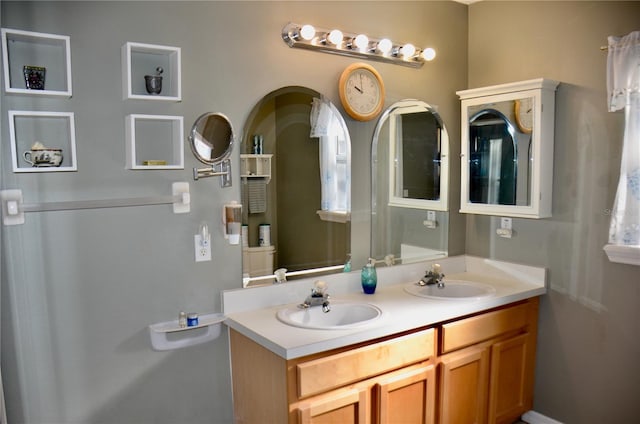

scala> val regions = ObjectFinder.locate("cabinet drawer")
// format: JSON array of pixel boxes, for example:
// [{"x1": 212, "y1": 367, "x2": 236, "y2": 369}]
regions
[
  {"x1": 297, "y1": 328, "x2": 435, "y2": 398},
  {"x1": 441, "y1": 303, "x2": 530, "y2": 354}
]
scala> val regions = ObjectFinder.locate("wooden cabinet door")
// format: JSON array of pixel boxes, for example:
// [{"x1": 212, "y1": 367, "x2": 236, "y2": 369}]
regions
[
  {"x1": 296, "y1": 387, "x2": 368, "y2": 424},
  {"x1": 439, "y1": 345, "x2": 489, "y2": 424},
  {"x1": 488, "y1": 333, "x2": 534, "y2": 424},
  {"x1": 376, "y1": 363, "x2": 436, "y2": 424}
]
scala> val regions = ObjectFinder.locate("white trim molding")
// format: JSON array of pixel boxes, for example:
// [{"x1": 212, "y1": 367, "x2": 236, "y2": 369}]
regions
[
  {"x1": 603, "y1": 244, "x2": 640, "y2": 266},
  {"x1": 522, "y1": 410, "x2": 564, "y2": 424}
]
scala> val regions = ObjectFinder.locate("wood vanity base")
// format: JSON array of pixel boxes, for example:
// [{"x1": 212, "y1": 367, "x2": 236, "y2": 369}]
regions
[{"x1": 230, "y1": 297, "x2": 539, "y2": 424}]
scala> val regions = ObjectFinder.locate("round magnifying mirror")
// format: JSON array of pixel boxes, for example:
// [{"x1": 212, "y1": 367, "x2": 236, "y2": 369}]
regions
[{"x1": 189, "y1": 112, "x2": 234, "y2": 164}]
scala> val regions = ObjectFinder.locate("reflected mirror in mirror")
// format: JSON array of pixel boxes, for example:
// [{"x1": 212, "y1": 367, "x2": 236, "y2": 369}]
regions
[
  {"x1": 371, "y1": 100, "x2": 449, "y2": 266},
  {"x1": 241, "y1": 86, "x2": 351, "y2": 287},
  {"x1": 466, "y1": 99, "x2": 533, "y2": 207},
  {"x1": 189, "y1": 112, "x2": 234, "y2": 164}
]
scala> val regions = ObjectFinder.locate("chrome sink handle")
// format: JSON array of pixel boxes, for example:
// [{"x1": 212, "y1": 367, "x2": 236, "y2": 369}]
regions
[
  {"x1": 418, "y1": 263, "x2": 445, "y2": 288},
  {"x1": 298, "y1": 280, "x2": 331, "y2": 312}
]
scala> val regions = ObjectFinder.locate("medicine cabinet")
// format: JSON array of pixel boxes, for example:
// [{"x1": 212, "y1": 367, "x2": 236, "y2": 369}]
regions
[{"x1": 457, "y1": 78, "x2": 559, "y2": 219}]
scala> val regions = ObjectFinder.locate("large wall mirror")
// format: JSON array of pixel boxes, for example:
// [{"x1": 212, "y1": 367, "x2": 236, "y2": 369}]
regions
[
  {"x1": 241, "y1": 86, "x2": 351, "y2": 287},
  {"x1": 457, "y1": 79, "x2": 558, "y2": 218},
  {"x1": 371, "y1": 100, "x2": 449, "y2": 264}
]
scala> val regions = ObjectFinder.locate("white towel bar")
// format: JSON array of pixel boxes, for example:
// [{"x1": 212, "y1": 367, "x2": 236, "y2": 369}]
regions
[{"x1": 1, "y1": 182, "x2": 190, "y2": 225}]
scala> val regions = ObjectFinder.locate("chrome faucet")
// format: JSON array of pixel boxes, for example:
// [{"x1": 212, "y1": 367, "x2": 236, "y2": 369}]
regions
[
  {"x1": 418, "y1": 263, "x2": 445, "y2": 288},
  {"x1": 298, "y1": 280, "x2": 331, "y2": 313}
]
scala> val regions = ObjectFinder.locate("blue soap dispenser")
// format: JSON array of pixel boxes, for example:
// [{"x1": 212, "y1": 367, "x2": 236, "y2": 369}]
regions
[{"x1": 361, "y1": 258, "x2": 377, "y2": 294}]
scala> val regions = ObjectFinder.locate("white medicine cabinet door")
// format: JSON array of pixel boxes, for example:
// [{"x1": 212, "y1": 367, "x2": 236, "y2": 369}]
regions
[{"x1": 457, "y1": 78, "x2": 559, "y2": 219}]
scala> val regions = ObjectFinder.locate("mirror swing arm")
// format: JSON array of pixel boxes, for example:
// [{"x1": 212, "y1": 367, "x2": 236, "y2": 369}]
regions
[{"x1": 193, "y1": 160, "x2": 232, "y2": 187}]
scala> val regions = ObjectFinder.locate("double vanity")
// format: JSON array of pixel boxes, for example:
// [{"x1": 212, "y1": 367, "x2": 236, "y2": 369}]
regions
[{"x1": 223, "y1": 255, "x2": 546, "y2": 423}]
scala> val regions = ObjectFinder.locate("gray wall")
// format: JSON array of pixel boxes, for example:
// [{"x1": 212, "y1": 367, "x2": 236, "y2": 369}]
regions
[
  {"x1": 467, "y1": 2, "x2": 640, "y2": 423},
  {"x1": 0, "y1": 1, "x2": 467, "y2": 423}
]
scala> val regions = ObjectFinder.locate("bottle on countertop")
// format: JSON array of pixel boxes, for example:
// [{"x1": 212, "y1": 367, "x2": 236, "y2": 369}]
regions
[{"x1": 361, "y1": 258, "x2": 377, "y2": 294}]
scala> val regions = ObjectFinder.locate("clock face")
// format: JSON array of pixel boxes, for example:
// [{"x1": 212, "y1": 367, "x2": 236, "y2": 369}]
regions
[
  {"x1": 339, "y1": 63, "x2": 385, "y2": 121},
  {"x1": 515, "y1": 97, "x2": 534, "y2": 134}
]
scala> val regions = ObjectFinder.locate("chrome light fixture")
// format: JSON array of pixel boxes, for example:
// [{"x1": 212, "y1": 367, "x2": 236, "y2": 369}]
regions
[{"x1": 282, "y1": 22, "x2": 436, "y2": 68}]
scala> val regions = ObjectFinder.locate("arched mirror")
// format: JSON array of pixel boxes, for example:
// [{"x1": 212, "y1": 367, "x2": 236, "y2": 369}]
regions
[
  {"x1": 189, "y1": 112, "x2": 234, "y2": 185},
  {"x1": 371, "y1": 100, "x2": 449, "y2": 265},
  {"x1": 241, "y1": 86, "x2": 352, "y2": 287}
]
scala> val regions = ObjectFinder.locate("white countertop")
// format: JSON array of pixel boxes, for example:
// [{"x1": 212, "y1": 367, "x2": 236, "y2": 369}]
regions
[{"x1": 222, "y1": 255, "x2": 547, "y2": 360}]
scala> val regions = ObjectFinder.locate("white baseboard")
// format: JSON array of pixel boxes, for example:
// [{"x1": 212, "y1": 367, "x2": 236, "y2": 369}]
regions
[{"x1": 522, "y1": 410, "x2": 564, "y2": 424}]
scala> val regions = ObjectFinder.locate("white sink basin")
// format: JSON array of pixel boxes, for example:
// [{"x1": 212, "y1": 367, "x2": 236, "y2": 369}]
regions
[
  {"x1": 404, "y1": 280, "x2": 496, "y2": 300},
  {"x1": 276, "y1": 302, "x2": 383, "y2": 330}
]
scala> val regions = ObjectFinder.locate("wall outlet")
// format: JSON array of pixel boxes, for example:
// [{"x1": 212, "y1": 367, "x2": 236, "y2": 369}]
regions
[{"x1": 194, "y1": 234, "x2": 211, "y2": 262}]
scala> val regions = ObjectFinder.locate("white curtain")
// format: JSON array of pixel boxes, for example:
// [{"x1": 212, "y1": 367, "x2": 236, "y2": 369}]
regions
[
  {"x1": 310, "y1": 97, "x2": 351, "y2": 212},
  {"x1": 607, "y1": 30, "x2": 640, "y2": 246}
]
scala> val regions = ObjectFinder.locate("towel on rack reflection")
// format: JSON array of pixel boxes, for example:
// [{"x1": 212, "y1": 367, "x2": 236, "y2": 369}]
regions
[{"x1": 247, "y1": 178, "x2": 267, "y2": 214}]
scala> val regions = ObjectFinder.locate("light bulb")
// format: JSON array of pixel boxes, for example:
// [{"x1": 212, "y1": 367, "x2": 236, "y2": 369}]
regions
[
  {"x1": 422, "y1": 47, "x2": 436, "y2": 61},
  {"x1": 354, "y1": 34, "x2": 369, "y2": 50},
  {"x1": 328, "y1": 29, "x2": 343, "y2": 45},
  {"x1": 377, "y1": 38, "x2": 392, "y2": 54},
  {"x1": 401, "y1": 43, "x2": 416, "y2": 58},
  {"x1": 300, "y1": 24, "x2": 315, "y2": 41}
]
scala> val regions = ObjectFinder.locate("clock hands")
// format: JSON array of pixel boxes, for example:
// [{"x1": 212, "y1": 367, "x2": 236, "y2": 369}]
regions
[{"x1": 354, "y1": 74, "x2": 364, "y2": 94}]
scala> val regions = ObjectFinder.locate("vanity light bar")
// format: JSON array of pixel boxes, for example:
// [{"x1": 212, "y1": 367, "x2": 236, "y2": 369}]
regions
[{"x1": 281, "y1": 23, "x2": 436, "y2": 69}]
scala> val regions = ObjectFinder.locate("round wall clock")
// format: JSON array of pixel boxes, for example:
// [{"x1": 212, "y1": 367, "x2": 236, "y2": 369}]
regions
[
  {"x1": 514, "y1": 98, "x2": 533, "y2": 134},
  {"x1": 338, "y1": 63, "x2": 385, "y2": 121}
]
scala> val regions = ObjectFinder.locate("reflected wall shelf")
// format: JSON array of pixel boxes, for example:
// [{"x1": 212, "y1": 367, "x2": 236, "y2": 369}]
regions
[
  {"x1": 122, "y1": 41, "x2": 181, "y2": 101},
  {"x1": 8, "y1": 110, "x2": 77, "y2": 172},
  {"x1": 125, "y1": 114, "x2": 184, "y2": 169},
  {"x1": 1, "y1": 28, "x2": 72, "y2": 97},
  {"x1": 240, "y1": 154, "x2": 272, "y2": 183},
  {"x1": 149, "y1": 313, "x2": 225, "y2": 351}
]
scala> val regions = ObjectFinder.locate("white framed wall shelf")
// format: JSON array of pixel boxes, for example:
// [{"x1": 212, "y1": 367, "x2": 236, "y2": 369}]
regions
[
  {"x1": 1, "y1": 28, "x2": 72, "y2": 97},
  {"x1": 8, "y1": 110, "x2": 77, "y2": 173},
  {"x1": 240, "y1": 154, "x2": 272, "y2": 183},
  {"x1": 122, "y1": 42, "x2": 181, "y2": 101},
  {"x1": 125, "y1": 114, "x2": 184, "y2": 170}
]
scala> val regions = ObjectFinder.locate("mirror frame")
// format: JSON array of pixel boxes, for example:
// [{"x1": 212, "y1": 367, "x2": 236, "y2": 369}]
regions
[
  {"x1": 372, "y1": 99, "x2": 449, "y2": 213},
  {"x1": 188, "y1": 112, "x2": 235, "y2": 165}
]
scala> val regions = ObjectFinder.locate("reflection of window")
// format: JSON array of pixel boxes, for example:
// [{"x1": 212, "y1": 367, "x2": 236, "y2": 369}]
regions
[
  {"x1": 310, "y1": 97, "x2": 351, "y2": 216},
  {"x1": 604, "y1": 30, "x2": 640, "y2": 265}
]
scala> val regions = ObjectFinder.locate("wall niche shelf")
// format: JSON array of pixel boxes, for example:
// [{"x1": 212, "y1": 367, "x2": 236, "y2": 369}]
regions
[
  {"x1": 125, "y1": 114, "x2": 184, "y2": 170},
  {"x1": 240, "y1": 154, "x2": 272, "y2": 183},
  {"x1": 122, "y1": 41, "x2": 181, "y2": 101},
  {"x1": 1, "y1": 28, "x2": 72, "y2": 97},
  {"x1": 9, "y1": 110, "x2": 77, "y2": 173}
]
